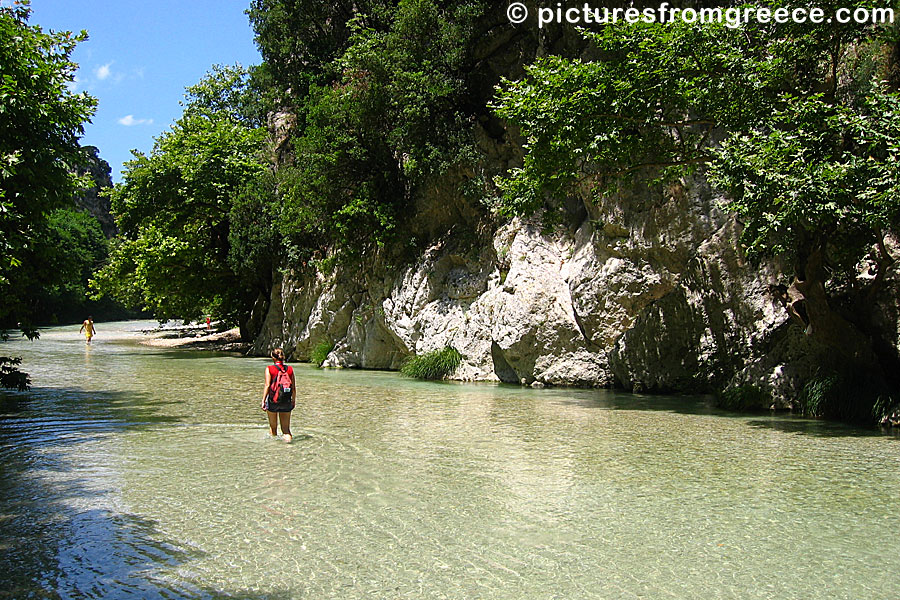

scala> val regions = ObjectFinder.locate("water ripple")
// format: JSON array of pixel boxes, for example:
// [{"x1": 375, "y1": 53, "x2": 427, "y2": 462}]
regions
[{"x1": 1, "y1": 321, "x2": 899, "y2": 598}]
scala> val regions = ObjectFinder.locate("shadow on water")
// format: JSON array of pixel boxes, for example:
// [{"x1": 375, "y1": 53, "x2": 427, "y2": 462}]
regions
[
  {"x1": 0, "y1": 386, "x2": 195, "y2": 599},
  {"x1": 539, "y1": 385, "x2": 900, "y2": 439},
  {"x1": 742, "y1": 416, "x2": 900, "y2": 439},
  {"x1": 542, "y1": 386, "x2": 720, "y2": 416},
  {"x1": 0, "y1": 386, "x2": 182, "y2": 419},
  {"x1": 0, "y1": 385, "x2": 312, "y2": 599},
  {"x1": 90, "y1": 348, "x2": 248, "y2": 361},
  {"x1": 152, "y1": 349, "x2": 251, "y2": 360}
]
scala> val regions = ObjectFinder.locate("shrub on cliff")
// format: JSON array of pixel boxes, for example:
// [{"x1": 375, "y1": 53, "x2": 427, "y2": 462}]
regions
[
  {"x1": 400, "y1": 346, "x2": 463, "y2": 380},
  {"x1": 250, "y1": 0, "x2": 485, "y2": 263},
  {"x1": 311, "y1": 340, "x2": 334, "y2": 367},
  {"x1": 715, "y1": 385, "x2": 771, "y2": 413}
]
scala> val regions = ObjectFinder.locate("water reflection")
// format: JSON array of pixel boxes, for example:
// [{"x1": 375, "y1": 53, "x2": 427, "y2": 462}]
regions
[{"x1": 1, "y1": 321, "x2": 899, "y2": 599}]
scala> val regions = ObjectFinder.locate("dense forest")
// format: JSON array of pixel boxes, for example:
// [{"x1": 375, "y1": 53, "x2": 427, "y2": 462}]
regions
[{"x1": 2, "y1": 0, "x2": 899, "y2": 423}]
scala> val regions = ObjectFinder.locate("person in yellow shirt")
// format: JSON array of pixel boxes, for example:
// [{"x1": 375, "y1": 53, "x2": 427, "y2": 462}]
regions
[{"x1": 79, "y1": 316, "x2": 96, "y2": 343}]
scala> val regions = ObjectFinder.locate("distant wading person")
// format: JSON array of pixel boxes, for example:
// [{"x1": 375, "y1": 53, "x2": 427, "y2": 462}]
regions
[
  {"x1": 262, "y1": 348, "x2": 295, "y2": 442},
  {"x1": 79, "y1": 316, "x2": 96, "y2": 344}
]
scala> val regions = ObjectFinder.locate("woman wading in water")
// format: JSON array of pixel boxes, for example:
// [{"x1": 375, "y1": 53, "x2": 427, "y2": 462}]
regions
[{"x1": 262, "y1": 348, "x2": 296, "y2": 442}]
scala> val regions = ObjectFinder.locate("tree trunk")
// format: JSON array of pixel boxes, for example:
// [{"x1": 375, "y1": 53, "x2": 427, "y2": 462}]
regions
[
  {"x1": 786, "y1": 248, "x2": 878, "y2": 366},
  {"x1": 239, "y1": 291, "x2": 270, "y2": 343}
]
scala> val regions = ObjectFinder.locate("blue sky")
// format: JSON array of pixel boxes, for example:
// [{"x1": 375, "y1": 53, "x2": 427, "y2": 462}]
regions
[{"x1": 27, "y1": 0, "x2": 262, "y2": 182}]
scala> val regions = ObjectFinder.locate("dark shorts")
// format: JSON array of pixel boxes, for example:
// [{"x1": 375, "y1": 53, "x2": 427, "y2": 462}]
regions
[{"x1": 265, "y1": 398, "x2": 293, "y2": 413}]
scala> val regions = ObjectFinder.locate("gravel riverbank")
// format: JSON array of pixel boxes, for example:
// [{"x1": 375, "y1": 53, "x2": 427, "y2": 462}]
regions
[{"x1": 138, "y1": 325, "x2": 250, "y2": 352}]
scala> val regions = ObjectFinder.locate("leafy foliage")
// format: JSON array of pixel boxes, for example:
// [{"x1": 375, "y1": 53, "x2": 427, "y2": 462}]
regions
[
  {"x1": 0, "y1": 356, "x2": 30, "y2": 391},
  {"x1": 92, "y1": 66, "x2": 270, "y2": 327},
  {"x1": 310, "y1": 339, "x2": 334, "y2": 367},
  {"x1": 715, "y1": 385, "x2": 771, "y2": 412},
  {"x1": 227, "y1": 169, "x2": 280, "y2": 292},
  {"x1": 710, "y1": 89, "x2": 900, "y2": 272},
  {"x1": 0, "y1": 2, "x2": 97, "y2": 388},
  {"x1": 0, "y1": 1, "x2": 97, "y2": 327},
  {"x1": 797, "y1": 369, "x2": 890, "y2": 423},
  {"x1": 37, "y1": 208, "x2": 113, "y2": 323},
  {"x1": 400, "y1": 346, "x2": 463, "y2": 380},
  {"x1": 491, "y1": 1, "x2": 894, "y2": 236},
  {"x1": 493, "y1": 18, "x2": 787, "y2": 215},
  {"x1": 182, "y1": 63, "x2": 274, "y2": 130},
  {"x1": 253, "y1": 0, "x2": 484, "y2": 264},
  {"x1": 247, "y1": 0, "x2": 394, "y2": 94}
]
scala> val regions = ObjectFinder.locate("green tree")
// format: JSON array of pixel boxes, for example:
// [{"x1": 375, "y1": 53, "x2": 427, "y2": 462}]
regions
[
  {"x1": 0, "y1": 1, "x2": 97, "y2": 330},
  {"x1": 492, "y1": 4, "x2": 885, "y2": 212},
  {"x1": 92, "y1": 66, "x2": 269, "y2": 335},
  {"x1": 247, "y1": 0, "x2": 394, "y2": 94},
  {"x1": 32, "y1": 208, "x2": 109, "y2": 323},
  {"x1": 1, "y1": 1, "x2": 96, "y2": 390},
  {"x1": 259, "y1": 0, "x2": 484, "y2": 263},
  {"x1": 182, "y1": 63, "x2": 274, "y2": 129},
  {"x1": 710, "y1": 91, "x2": 900, "y2": 362}
]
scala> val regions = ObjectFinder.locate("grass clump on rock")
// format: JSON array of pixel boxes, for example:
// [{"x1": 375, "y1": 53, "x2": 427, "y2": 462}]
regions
[
  {"x1": 400, "y1": 346, "x2": 463, "y2": 380},
  {"x1": 798, "y1": 370, "x2": 888, "y2": 423},
  {"x1": 715, "y1": 384, "x2": 771, "y2": 412},
  {"x1": 310, "y1": 340, "x2": 334, "y2": 367}
]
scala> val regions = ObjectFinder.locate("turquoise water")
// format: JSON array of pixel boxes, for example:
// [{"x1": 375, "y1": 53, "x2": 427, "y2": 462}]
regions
[{"x1": 1, "y1": 321, "x2": 898, "y2": 599}]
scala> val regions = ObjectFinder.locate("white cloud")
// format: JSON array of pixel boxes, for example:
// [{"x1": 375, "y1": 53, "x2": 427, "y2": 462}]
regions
[
  {"x1": 118, "y1": 115, "x2": 154, "y2": 126},
  {"x1": 95, "y1": 62, "x2": 113, "y2": 81}
]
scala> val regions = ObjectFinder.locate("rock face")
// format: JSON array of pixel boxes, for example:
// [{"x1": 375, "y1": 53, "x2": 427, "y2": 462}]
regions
[
  {"x1": 253, "y1": 169, "x2": 900, "y2": 406},
  {"x1": 74, "y1": 145, "x2": 116, "y2": 237},
  {"x1": 252, "y1": 168, "x2": 815, "y2": 401}
]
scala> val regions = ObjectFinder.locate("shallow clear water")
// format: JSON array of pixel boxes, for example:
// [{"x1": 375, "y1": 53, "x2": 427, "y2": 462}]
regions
[{"x1": 1, "y1": 321, "x2": 898, "y2": 599}]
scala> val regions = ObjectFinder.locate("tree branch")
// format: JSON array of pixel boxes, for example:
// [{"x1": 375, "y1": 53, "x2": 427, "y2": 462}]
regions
[
  {"x1": 866, "y1": 231, "x2": 897, "y2": 301},
  {"x1": 590, "y1": 113, "x2": 717, "y2": 129},
  {"x1": 581, "y1": 155, "x2": 714, "y2": 182}
]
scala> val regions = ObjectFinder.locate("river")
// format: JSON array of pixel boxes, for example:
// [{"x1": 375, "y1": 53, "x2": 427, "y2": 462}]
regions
[{"x1": 0, "y1": 321, "x2": 897, "y2": 599}]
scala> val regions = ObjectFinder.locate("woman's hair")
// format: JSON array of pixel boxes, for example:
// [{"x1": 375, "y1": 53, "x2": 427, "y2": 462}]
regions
[{"x1": 271, "y1": 348, "x2": 286, "y2": 362}]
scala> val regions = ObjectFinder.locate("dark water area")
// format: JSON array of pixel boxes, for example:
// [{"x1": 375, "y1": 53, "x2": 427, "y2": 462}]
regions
[{"x1": 1, "y1": 321, "x2": 898, "y2": 599}]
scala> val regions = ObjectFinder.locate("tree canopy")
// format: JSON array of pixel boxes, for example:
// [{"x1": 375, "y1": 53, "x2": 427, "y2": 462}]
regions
[
  {"x1": 252, "y1": 0, "x2": 486, "y2": 264},
  {"x1": 91, "y1": 66, "x2": 270, "y2": 330},
  {"x1": 0, "y1": 1, "x2": 98, "y2": 330}
]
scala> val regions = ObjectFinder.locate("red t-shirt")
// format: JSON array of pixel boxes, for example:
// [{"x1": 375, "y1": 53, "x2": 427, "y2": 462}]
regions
[{"x1": 268, "y1": 363, "x2": 294, "y2": 378}]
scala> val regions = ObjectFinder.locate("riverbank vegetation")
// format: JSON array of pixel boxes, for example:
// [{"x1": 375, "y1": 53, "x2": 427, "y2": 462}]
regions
[
  {"x1": 0, "y1": 2, "x2": 120, "y2": 388},
  {"x1": 90, "y1": 65, "x2": 272, "y2": 335},
  {"x1": 400, "y1": 346, "x2": 463, "y2": 380},
  {"x1": 311, "y1": 340, "x2": 335, "y2": 367},
  {"x1": 1, "y1": 3, "x2": 97, "y2": 333}
]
